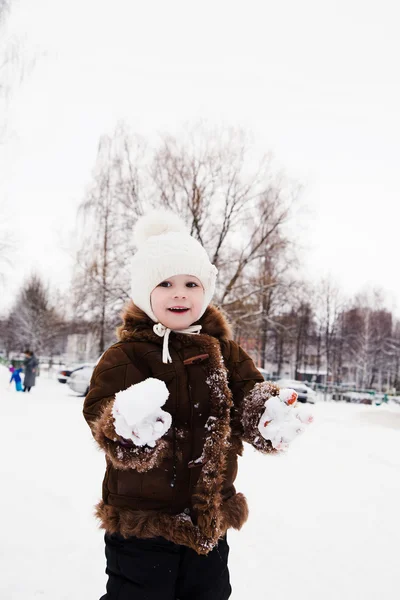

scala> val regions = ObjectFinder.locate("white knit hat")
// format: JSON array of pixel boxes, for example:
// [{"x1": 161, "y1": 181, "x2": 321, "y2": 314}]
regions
[{"x1": 130, "y1": 210, "x2": 218, "y2": 323}]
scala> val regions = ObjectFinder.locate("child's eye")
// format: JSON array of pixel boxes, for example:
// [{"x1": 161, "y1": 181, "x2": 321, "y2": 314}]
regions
[
  {"x1": 159, "y1": 281, "x2": 171, "y2": 288},
  {"x1": 186, "y1": 282, "x2": 198, "y2": 288}
]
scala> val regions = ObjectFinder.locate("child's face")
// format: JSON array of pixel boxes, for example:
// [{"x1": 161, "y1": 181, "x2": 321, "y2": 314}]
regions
[{"x1": 150, "y1": 274, "x2": 205, "y2": 330}]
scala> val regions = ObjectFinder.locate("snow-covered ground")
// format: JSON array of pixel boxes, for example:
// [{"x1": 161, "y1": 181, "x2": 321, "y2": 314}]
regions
[{"x1": 1, "y1": 366, "x2": 400, "y2": 599}]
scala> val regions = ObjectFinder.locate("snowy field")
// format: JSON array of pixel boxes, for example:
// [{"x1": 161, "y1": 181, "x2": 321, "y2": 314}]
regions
[{"x1": 1, "y1": 365, "x2": 400, "y2": 600}]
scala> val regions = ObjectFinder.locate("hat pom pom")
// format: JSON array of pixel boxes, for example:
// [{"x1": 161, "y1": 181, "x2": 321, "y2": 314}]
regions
[{"x1": 133, "y1": 210, "x2": 188, "y2": 248}]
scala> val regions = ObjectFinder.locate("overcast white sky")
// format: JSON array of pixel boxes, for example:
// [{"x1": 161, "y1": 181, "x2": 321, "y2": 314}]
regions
[{"x1": 1, "y1": 0, "x2": 399, "y2": 315}]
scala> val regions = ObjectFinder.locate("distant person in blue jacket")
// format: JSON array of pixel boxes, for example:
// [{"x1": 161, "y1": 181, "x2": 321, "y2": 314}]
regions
[{"x1": 9, "y1": 367, "x2": 23, "y2": 392}]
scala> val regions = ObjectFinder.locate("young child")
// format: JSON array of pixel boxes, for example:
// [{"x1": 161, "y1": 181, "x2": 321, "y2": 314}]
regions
[
  {"x1": 9, "y1": 366, "x2": 23, "y2": 392},
  {"x1": 83, "y1": 210, "x2": 313, "y2": 600}
]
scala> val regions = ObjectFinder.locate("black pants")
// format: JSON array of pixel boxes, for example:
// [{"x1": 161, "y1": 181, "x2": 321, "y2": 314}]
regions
[
  {"x1": 100, "y1": 532, "x2": 231, "y2": 600},
  {"x1": 23, "y1": 386, "x2": 31, "y2": 392}
]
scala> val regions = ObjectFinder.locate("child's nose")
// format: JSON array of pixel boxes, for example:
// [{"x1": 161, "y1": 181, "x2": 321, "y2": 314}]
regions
[{"x1": 174, "y1": 289, "x2": 187, "y2": 298}]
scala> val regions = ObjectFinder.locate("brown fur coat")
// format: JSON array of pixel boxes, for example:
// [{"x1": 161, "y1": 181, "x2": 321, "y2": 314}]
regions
[{"x1": 83, "y1": 302, "x2": 278, "y2": 554}]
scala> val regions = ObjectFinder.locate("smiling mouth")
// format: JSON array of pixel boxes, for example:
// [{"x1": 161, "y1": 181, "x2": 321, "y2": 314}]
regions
[{"x1": 168, "y1": 307, "x2": 190, "y2": 313}]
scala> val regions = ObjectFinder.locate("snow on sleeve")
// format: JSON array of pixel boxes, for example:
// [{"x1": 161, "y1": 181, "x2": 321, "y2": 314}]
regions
[
  {"x1": 112, "y1": 377, "x2": 172, "y2": 448},
  {"x1": 258, "y1": 388, "x2": 313, "y2": 450}
]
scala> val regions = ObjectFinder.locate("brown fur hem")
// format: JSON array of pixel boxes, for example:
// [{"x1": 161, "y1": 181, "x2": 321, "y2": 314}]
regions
[
  {"x1": 241, "y1": 381, "x2": 280, "y2": 453},
  {"x1": 95, "y1": 492, "x2": 249, "y2": 555},
  {"x1": 93, "y1": 402, "x2": 171, "y2": 472}
]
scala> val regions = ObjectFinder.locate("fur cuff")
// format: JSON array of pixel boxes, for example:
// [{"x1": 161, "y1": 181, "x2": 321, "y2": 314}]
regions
[
  {"x1": 241, "y1": 381, "x2": 280, "y2": 453},
  {"x1": 93, "y1": 401, "x2": 171, "y2": 472},
  {"x1": 220, "y1": 492, "x2": 249, "y2": 530}
]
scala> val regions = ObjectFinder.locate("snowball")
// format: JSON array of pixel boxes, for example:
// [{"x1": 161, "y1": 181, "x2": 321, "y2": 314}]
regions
[
  {"x1": 261, "y1": 396, "x2": 290, "y2": 422},
  {"x1": 130, "y1": 410, "x2": 172, "y2": 447},
  {"x1": 257, "y1": 387, "x2": 312, "y2": 449},
  {"x1": 112, "y1": 378, "x2": 171, "y2": 447},
  {"x1": 113, "y1": 377, "x2": 169, "y2": 425}
]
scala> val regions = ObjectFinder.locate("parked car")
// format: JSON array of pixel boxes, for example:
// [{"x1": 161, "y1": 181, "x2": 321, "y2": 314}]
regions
[
  {"x1": 258, "y1": 368, "x2": 271, "y2": 380},
  {"x1": 57, "y1": 364, "x2": 86, "y2": 384},
  {"x1": 341, "y1": 391, "x2": 379, "y2": 405},
  {"x1": 67, "y1": 363, "x2": 96, "y2": 396},
  {"x1": 275, "y1": 379, "x2": 317, "y2": 403}
]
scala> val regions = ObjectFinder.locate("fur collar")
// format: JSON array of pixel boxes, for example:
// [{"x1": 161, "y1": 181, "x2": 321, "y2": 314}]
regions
[{"x1": 117, "y1": 301, "x2": 232, "y2": 342}]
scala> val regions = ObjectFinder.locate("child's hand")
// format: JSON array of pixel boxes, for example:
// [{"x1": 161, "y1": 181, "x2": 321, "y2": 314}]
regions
[
  {"x1": 114, "y1": 408, "x2": 172, "y2": 448},
  {"x1": 257, "y1": 388, "x2": 313, "y2": 450},
  {"x1": 112, "y1": 378, "x2": 172, "y2": 447}
]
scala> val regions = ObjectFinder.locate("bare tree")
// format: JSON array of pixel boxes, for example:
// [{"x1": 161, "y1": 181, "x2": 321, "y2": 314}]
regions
[
  {"x1": 152, "y1": 125, "x2": 299, "y2": 309},
  {"x1": 341, "y1": 290, "x2": 393, "y2": 389},
  {"x1": 0, "y1": 0, "x2": 37, "y2": 102},
  {"x1": 0, "y1": 217, "x2": 12, "y2": 277},
  {"x1": 72, "y1": 123, "x2": 300, "y2": 353},
  {"x1": 152, "y1": 126, "x2": 252, "y2": 254},
  {"x1": 72, "y1": 127, "x2": 146, "y2": 353},
  {"x1": 228, "y1": 236, "x2": 299, "y2": 368},
  {"x1": 1, "y1": 0, "x2": 37, "y2": 280},
  {"x1": 387, "y1": 320, "x2": 400, "y2": 390},
  {"x1": 311, "y1": 278, "x2": 343, "y2": 387},
  {"x1": 6, "y1": 274, "x2": 65, "y2": 355}
]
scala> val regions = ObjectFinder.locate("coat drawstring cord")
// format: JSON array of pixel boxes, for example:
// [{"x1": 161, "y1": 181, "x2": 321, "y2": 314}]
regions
[{"x1": 153, "y1": 323, "x2": 202, "y2": 364}]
